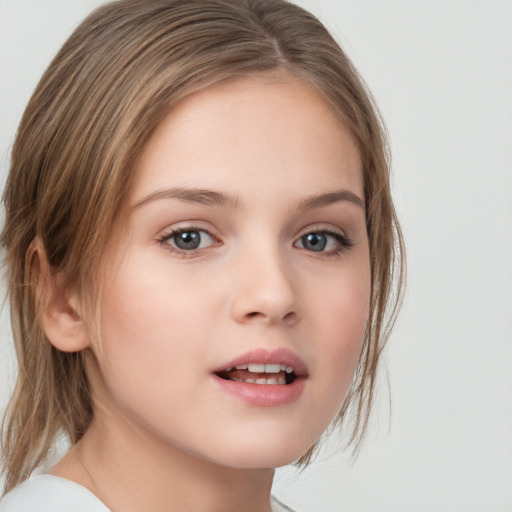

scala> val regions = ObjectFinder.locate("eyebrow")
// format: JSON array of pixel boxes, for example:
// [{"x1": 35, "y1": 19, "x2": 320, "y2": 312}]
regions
[
  {"x1": 133, "y1": 187, "x2": 241, "y2": 209},
  {"x1": 133, "y1": 186, "x2": 365, "y2": 211},
  {"x1": 297, "y1": 190, "x2": 365, "y2": 210}
]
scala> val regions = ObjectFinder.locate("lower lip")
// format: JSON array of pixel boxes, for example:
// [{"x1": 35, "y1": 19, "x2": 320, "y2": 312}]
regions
[{"x1": 212, "y1": 375, "x2": 306, "y2": 406}]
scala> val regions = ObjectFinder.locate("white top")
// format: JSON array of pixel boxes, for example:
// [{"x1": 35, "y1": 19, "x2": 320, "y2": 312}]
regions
[{"x1": 0, "y1": 474, "x2": 297, "y2": 512}]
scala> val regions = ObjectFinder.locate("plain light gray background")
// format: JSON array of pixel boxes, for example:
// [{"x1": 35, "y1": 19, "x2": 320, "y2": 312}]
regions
[{"x1": 1, "y1": 1, "x2": 511, "y2": 510}]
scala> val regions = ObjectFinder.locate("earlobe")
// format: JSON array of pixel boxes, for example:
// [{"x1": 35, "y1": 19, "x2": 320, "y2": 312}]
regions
[{"x1": 28, "y1": 239, "x2": 90, "y2": 353}]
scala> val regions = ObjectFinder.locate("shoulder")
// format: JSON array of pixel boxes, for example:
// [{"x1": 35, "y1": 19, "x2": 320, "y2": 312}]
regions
[
  {"x1": 271, "y1": 495, "x2": 301, "y2": 512},
  {"x1": 0, "y1": 475, "x2": 111, "y2": 512}
]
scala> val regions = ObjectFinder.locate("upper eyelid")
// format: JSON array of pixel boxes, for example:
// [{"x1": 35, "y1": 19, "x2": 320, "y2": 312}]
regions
[
  {"x1": 158, "y1": 221, "x2": 218, "y2": 236},
  {"x1": 159, "y1": 225, "x2": 217, "y2": 242},
  {"x1": 157, "y1": 223, "x2": 216, "y2": 241},
  {"x1": 294, "y1": 229, "x2": 352, "y2": 245},
  {"x1": 167, "y1": 226, "x2": 212, "y2": 234},
  {"x1": 294, "y1": 223, "x2": 349, "y2": 238}
]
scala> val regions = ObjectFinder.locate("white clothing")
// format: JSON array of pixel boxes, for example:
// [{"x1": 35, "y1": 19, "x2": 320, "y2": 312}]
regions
[
  {"x1": 0, "y1": 475, "x2": 110, "y2": 512},
  {"x1": 0, "y1": 474, "x2": 298, "y2": 512}
]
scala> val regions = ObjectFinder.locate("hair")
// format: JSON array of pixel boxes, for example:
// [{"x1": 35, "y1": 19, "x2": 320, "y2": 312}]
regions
[{"x1": 1, "y1": 0, "x2": 404, "y2": 494}]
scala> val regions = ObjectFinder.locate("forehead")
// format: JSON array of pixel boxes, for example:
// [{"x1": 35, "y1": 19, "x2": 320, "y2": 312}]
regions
[{"x1": 130, "y1": 75, "x2": 363, "y2": 205}]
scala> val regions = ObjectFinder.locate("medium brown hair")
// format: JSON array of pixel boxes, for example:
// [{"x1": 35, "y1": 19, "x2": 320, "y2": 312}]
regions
[{"x1": 1, "y1": 0, "x2": 404, "y2": 493}]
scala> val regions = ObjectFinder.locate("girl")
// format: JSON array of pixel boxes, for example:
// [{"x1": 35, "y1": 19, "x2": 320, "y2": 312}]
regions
[{"x1": 0, "y1": 1, "x2": 404, "y2": 511}]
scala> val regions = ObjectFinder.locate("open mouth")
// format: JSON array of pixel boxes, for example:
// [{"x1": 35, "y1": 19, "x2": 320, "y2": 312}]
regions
[
  {"x1": 212, "y1": 349, "x2": 307, "y2": 405},
  {"x1": 215, "y1": 363, "x2": 297, "y2": 385}
]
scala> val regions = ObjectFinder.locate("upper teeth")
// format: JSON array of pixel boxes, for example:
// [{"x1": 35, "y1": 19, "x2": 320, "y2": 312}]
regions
[{"x1": 232, "y1": 364, "x2": 294, "y2": 374}]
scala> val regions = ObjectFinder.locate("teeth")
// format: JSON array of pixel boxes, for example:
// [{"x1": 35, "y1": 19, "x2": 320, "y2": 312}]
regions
[
  {"x1": 264, "y1": 364, "x2": 281, "y2": 373},
  {"x1": 245, "y1": 363, "x2": 293, "y2": 374},
  {"x1": 247, "y1": 364, "x2": 265, "y2": 372},
  {"x1": 223, "y1": 363, "x2": 295, "y2": 381}
]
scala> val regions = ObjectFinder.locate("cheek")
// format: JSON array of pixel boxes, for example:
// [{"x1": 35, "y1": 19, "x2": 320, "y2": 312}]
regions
[
  {"x1": 92, "y1": 251, "x2": 228, "y2": 392},
  {"x1": 305, "y1": 256, "x2": 371, "y2": 414},
  {"x1": 91, "y1": 265, "x2": 192, "y2": 401},
  {"x1": 314, "y1": 283, "x2": 369, "y2": 375},
  {"x1": 101, "y1": 257, "x2": 209, "y2": 342},
  {"x1": 310, "y1": 249, "x2": 370, "y2": 342}
]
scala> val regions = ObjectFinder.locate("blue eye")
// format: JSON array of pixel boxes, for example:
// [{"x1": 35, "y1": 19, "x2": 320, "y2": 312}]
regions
[
  {"x1": 300, "y1": 233, "x2": 328, "y2": 252},
  {"x1": 160, "y1": 228, "x2": 216, "y2": 252},
  {"x1": 295, "y1": 230, "x2": 353, "y2": 254}
]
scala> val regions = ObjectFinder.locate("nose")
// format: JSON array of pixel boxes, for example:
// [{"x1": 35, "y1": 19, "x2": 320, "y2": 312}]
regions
[{"x1": 229, "y1": 247, "x2": 300, "y2": 326}]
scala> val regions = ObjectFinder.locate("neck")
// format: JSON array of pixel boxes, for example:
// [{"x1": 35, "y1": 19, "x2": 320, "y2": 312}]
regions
[{"x1": 52, "y1": 415, "x2": 275, "y2": 512}]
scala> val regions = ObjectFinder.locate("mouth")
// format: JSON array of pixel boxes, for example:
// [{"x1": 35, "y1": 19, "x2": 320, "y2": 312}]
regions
[
  {"x1": 211, "y1": 348, "x2": 307, "y2": 406},
  {"x1": 215, "y1": 363, "x2": 297, "y2": 386}
]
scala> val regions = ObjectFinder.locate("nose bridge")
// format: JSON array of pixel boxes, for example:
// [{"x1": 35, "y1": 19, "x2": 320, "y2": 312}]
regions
[{"x1": 230, "y1": 234, "x2": 299, "y2": 325}]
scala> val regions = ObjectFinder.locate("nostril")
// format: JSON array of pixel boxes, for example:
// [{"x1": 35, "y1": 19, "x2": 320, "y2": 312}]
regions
[
  {"x1": 283, "y1": 311, "x2": 297, "y2": 323},
  {"x1": 242, "y1": 310, "x2": 298, "y2": 323}
]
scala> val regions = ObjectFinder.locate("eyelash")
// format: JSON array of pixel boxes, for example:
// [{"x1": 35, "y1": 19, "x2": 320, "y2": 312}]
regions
[
  {"x1": 295, "y1": 229, "x2": 354, "y2": 257},
  {"x1": 157, "y1": 226, "x2": 354, "y2": 258}
]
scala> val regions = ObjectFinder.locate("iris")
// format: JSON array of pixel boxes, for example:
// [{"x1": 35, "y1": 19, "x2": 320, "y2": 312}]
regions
[
  {"x1": 301, "y1": 233, "x2": 327, "y2": 252},
  {"x1": 174, "y1": 231, "x2": 201, "y2": 250}
]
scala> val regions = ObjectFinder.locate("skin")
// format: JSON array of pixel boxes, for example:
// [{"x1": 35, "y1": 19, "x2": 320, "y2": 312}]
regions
[{"x1": 47, "y1": 75, "x2": 371, "y2": 512}]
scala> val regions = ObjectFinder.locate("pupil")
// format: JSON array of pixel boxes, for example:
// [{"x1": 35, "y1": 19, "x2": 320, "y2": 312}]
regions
[
  {"x1": 174, "y1": 231, "x2": 200, "y2": 250},
  {"x1": 303, "y1": 233, "x2": 326, "y2": 252}
]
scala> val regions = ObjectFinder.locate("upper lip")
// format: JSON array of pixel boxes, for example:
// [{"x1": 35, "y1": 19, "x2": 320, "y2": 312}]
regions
[{"x1": 212, "y1": 347, "x2": 308, "y2": 377}]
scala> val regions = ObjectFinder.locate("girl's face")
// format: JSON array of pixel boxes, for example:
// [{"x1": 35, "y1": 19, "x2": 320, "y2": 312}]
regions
[{"x1": 85, "y1": 75, "x2": 370, "y2": 469}]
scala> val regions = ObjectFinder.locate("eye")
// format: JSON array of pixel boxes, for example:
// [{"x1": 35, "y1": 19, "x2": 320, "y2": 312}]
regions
[
  {"x1": 294, "y1": 230, "x2": 353, "y2": 255},
  {"x1": 159, "y1": 228, "x2": 218, "y2": 253}
]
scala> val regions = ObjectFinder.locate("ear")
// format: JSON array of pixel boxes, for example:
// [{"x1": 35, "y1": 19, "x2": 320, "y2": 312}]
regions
[{"x1": 28, "y1": 239, "x2": 90, "y2": 353}]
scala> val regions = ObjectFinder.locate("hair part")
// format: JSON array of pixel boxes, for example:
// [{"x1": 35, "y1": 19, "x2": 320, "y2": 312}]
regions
[{"x1": 1, "y1": 0, "x2": 404, "y2": 493}]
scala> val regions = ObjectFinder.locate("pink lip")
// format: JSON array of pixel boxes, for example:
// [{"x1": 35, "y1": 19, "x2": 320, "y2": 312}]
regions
[{"x1": 211, "y1": 348, "x2": 308, "y2": 407}]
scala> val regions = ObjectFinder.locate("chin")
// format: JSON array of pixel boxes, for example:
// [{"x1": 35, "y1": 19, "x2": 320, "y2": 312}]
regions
[{"x1": 207, "y1": 431, "x2": 317, "y2": 470}]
